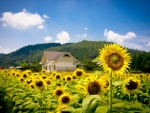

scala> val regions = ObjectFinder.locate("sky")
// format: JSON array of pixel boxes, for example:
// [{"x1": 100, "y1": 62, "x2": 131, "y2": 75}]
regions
[{"x1": 0, "y1": 0, "x2": 150, "y2": 54}]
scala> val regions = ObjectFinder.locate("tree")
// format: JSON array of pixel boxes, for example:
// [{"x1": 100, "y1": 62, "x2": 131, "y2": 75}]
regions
[{"x1": 82, "y1": 58, "x2": 99, "y2": 71}]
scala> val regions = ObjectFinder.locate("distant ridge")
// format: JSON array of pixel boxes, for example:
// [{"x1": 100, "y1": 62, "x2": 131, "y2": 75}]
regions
[{"x1": 0, "y1": 40, "x2": 145, "y2": 68}]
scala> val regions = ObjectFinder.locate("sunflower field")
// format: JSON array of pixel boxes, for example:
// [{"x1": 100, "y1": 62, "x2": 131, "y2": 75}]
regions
[{"x1": 0, "y1": 43, "x2": 150, "y2": 113}]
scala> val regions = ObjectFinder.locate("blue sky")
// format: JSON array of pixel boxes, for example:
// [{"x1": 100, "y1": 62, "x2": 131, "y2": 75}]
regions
[{"x1": 0, "y1": 0, "x2": 150, "y2": 54}]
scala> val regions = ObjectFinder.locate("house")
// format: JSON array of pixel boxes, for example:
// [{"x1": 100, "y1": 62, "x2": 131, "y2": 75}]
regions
[{"x1": 40, "y1": 51, "x2": 80, "y2": 72}]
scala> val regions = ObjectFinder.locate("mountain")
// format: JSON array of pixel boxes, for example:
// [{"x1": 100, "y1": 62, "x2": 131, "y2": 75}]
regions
[
  {"x1": 0, "y1": 40, "x2": 145, "y2": 68},
  {"x1": 0, "y1": 53, "x2": 6, "y2": 57},
  {"x1": 0, "y1": 43, "x2": 61, "y2": 67}
]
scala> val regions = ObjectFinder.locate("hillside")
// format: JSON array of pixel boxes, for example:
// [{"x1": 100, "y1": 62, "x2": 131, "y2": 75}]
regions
[
  {"x1": 46, "y1": 40, "x2": 112, "y2": 61},
  {"x1": 0, "y1": 40, "x2": 145, "y2": 68},
  {"x1": 46, "y1": 40, "x2": 146, "y2": 60},
  {"x1": 0, "y1": 43, "x2": 61, "y2": 67}
]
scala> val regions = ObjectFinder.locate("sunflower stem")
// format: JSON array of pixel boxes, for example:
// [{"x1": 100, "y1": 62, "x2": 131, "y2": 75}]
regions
[
  {"x1": 109, "y1": 71, "x2": 113, "y2": 113},
  {"x1": 129, "y1": 93, "x2": 131, "y2": 101},
  {"x1": 40, "y1": 90, "x2": 43, "y2": 113}
]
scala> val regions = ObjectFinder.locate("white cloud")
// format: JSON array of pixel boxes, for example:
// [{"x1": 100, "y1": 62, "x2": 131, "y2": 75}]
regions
[
  {"x1": 126, "y1": 43, "x2": 142, "y2": 49},
  {"x1": 13, "y1": 49, "x2": 16, "y2": 52},
  {"x1": 147, "y1": 42, "x2": 150, "y2": 46},
  {"x1": 75, "y1": 34, "x2": 80, "y2": 37},
  {"x1": 85, "y1": 27, "x2": 88, "y2": 30},
  {"x1": 104, "y1": 29, "x2": 136, "y2": 44},
  {"x1": 2, "y1": 23, "x2": 7, "y2": 27},
  {"x1": 82, "y1": 33, "x2": 87, "y2": 38},
  {"x1": 0, "y1": 9, "x2": 45, "y2": 29},
  {"x1": 55, "y1": 31, "x2": 70, "y2": 44},
  {"x1": 44, "y1": 36, "x2": 53, "y2": 42},
  {"x1": 125, "y1": 32, "x2": 136, "y2": 39},
  {"x1": 0, "y1": 48, "x2": 10, "y2": 54},
  {"x1": 38, "y1": 25, "x2": 44, "y2": 29},
  {"x1": 43, "y1": 14, "x2": 49, "y2": 19}
]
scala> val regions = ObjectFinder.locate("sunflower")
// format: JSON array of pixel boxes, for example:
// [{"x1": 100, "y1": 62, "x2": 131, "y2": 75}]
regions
[
  {"x1": 53, "y1": 87, "x2": 65, "y2": 99},
  {"x1": 65, "y1": 75, "x2": 72, "y2": 82},
  {"x1": 45, "y1": 79, "x2": 52, "y2": 86},
  {"x1": 137, "y1": 73, "x2": 147, "y2": 82},
  {"x1": 15, "y1": 73, "x2": 21, "y2": 78},
  {"x1": 29, "y1": 83, "x2": 35, "y2": 89},
  {"x1": 73, "y1": 68, "x2": 85, "y2": 78},
  {"x1": 99, "y1": 43, "x2": 131, "y2": 74},
  {"x1": 19, "y1": 77, "x2": 24, "y2": 82},
  {"x1": 56, "y1": 104, "x2": 68, "y2": 113},
  {"x1": 122, "y1": 77, "x2": 141, "y2": 94},
  {"x1": 25, "y1": 79, "x2": 32, "y2": 86},
  {"x1": 51, "y1": 72, "x2": 57, "y2": 77},
  {"x1": 21, "y1": 72, "x2": 28, "y2": 79},
  {"x1": 54, "y1": 73, "x2": 62, "y2": 80},
  {"x1": 58, "y1": 92, "x2": 73, "y2": 105},
  {"x1": 41, "y1": 69, "x2": 47, "y2": 74},
  {"x1": 33, "y1": 73, "x2": 38, "y2": 76},
  {"x1": 84, "y1": 77, "x2": 106, "y2": 97},
  {"x1": 34, "y1": 79, "x2": 45, "y2": 90},
  {"x1": 25, "y1": 69, "x2": 31, "y2": 75},
  {"x1": 17, "y1": 69, "x2": 22, "y2": 74},
  {"x1": 100, "y1": 75, "x2": 109, "y2": 90},
  {"x1": 41, "y1": 75, "x2": 47, "y2": 79},
  {"x1": 62, "y1": 76, "x2": 66, "y2": 81}
]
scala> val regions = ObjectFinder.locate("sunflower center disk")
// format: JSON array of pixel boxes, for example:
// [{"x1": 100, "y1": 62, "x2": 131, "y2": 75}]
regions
[
  {"x1": 62, "y1": 96, "x2": 70, "y2": 104},
  {"x1": 126, "y1": 80, "x2": 138, "y2": 90},
  {"x1": 107, "y1": 53, "x2": 124, "y2": 70},
  {"x1": 88, "y1": 81, "x2": 101, "y2": 95},
  {"x1": 46, "y1": 81, "x2": 51, "y2": 85},
  {"x1": 36, "y1": 81, "x2": 43, "y2": 87},
  {"x1": 56, "y1": 90, "x2": 63, "y2": 96},
  {"x1": 76, "y1": 71, "x2": 82, "y2": 76}
]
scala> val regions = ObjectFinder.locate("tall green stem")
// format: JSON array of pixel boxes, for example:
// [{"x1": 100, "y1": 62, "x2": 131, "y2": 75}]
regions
[
  {"x1": 109, "y1": 71, "x2": 112, "y2": 113},
  {"x1": 40, "y1": 90, "x2": 43, "y2": 113}
]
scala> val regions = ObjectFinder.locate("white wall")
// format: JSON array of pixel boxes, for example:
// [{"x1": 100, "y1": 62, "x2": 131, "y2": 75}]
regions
[{"x1": 55, "y1": 56, "x2": 76, "y2": 71}]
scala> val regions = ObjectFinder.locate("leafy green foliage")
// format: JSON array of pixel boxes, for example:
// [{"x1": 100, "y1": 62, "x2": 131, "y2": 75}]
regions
[
  {"x1": 130, "y1": 52, "x2": 150, "y2": 73},
  {"x1": 82, "y1": 95, "x2": 100, "y2": 113}
]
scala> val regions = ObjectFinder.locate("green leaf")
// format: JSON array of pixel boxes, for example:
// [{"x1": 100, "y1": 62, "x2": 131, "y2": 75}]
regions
[
  {"x1": 131, "y1": 101, "x2": 142, "y2": 108},
  {"x1": 125, "y1": 104, "x2": 132, "y2": 109},
  {"x1": 73, "y1": 108, "x2": 82, "y2": 113},
  {"x1": 82, "y1": 95, "x2": 100, "y2": 113},
  {"x1": 13, "y1": 106, "x2": 18, "y2": 111},
  {"x1": 18, "y1": 104, "x2": 23, "y2": 109},
  {"x1": 15, "y1": 99, "x2": 23, "y2": 105},
  {"x1": 143, "y1": 107, "x2": 150, "y2": 112},
  {"x1": 22, "y1": 100, "x2": 33, "y2": 106},
  {"x1": 95, "y1": 106, "x2": 108, "y2": 113},
  {"x1": 17, "y1": 111, "x2": 22, "y2": 113},
  {"x1": 17, "y1": 92, "x2": 26, "y2": 97},
  {"x1": 24, "y1": 102, "x2": 37, "y2": 109},
  {"x1": 6, "y1": 87, "x2": 13, "y2": 92},
  {"x1": 12, "y1": 96, "x2": 20, "y2": 102},
  {"x1": 112, "y1": 103, "x2": 125, "y2": 108},
  {"x1": 62, "y1": 107, "x2": 75, "y2": 112}
]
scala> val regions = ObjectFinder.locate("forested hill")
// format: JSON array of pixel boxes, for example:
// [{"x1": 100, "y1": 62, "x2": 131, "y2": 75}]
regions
[
  {"x1": 0, "y1": 53, "x2": 6, "y2": 57},
  {"x1": 46, "y1": 40, "x2": 146, "y2": 61},
  {"x1": 47, "y1": 40, "x2": 112, "y2": 61},
  {"x1": 0, "y1": 40, "x2": 146, "y2": 68},
  {"x1": 0, "y1": 43, "x2": 61, "y2": 67}
]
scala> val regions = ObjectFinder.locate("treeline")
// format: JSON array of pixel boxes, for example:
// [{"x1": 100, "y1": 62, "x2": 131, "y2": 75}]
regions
[
  {"x1": 130, "y1": 51, "x2": 150, "y2": 73},
  {"x1": 0, "y1": 40, "x2": 149, "y2": 73}
]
